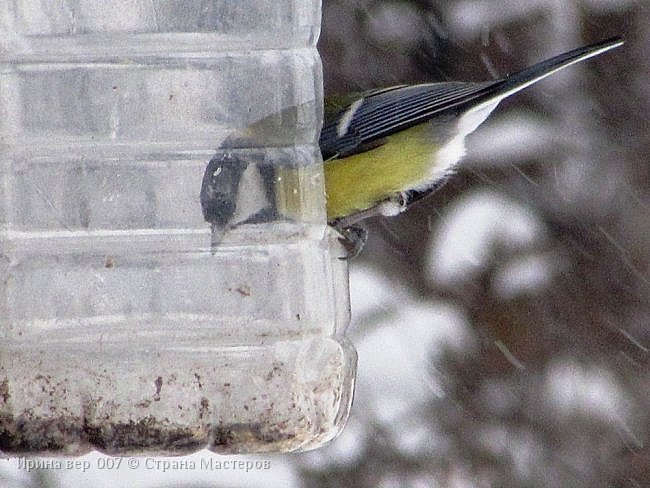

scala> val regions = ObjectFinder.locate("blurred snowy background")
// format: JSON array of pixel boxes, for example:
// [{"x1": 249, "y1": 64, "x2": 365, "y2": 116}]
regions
[{"x1": 2, "y1": 0, "x2": 648, "y2": 486}]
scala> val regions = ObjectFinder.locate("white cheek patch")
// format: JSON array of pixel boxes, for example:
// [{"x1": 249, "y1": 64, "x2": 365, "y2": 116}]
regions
[{"x1": 232, "y1": 163, "x2": 268, "y2": 224}]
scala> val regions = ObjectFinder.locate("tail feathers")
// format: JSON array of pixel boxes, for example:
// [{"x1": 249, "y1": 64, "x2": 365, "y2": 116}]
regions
[
  {"x1": 467, "y1": 36, "x2": 624, "y2": 112},
  {"x1": 320, "y1": 37, "x2": 623, "y2": 159}
]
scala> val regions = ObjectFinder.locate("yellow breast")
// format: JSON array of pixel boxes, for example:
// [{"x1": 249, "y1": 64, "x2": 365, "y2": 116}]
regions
[{"x1": 324, "y1": 124, "x2": 437, "y2": 220}]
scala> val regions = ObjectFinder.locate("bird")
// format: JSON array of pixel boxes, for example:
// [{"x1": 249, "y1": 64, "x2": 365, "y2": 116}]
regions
[{"x1": 201, "y1": 37, "x2": 623, "y2": 256}]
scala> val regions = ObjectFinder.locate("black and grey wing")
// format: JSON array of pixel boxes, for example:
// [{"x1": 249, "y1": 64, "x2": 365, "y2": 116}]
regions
[
  {"x1": 319, "y1": 36, "x2": 623, "y2": 161},
  {"x1": 319, "y1": 82, "x2": 495, "y2": 160}
]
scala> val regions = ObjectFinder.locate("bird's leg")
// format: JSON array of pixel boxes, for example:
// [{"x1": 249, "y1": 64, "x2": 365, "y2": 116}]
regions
[{"x1": 334, "y1": 224, "x2": 368, "y2": 260}]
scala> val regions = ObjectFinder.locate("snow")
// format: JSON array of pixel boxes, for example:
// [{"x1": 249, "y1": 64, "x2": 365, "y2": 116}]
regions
[
  {"x1": 464, "y1": 111, "x2": 558, "y2": 167},
  {"x1": 298, "y1": 416, "x2": 366, "y2": 470},
  {"x1": 444, "y1": 0, "x2": 550, "y2": 39},
  {"x1": 491, "y1": 252, "x2": 556, "y2": 299},
  {"x1": 543, "y1": 359, "x2": 629, "y2": 423},
  {"x1": 348, "y1": 265, "x2": 411, "y2": 318},
  {"x1": 347, "y1": 266, "x2": 476, "y2": 458},
  {"x1": 365, "y1": 1, "x2": 425, "y2": 48},
  {"x1": 425, "y1": 190, "x2": 547, "y2": 287}
]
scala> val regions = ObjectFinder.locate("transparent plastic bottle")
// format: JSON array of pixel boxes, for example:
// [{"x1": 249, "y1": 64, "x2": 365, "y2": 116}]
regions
[{"x1": 0, "y1": 1, "x2": 355, "y2": 454}]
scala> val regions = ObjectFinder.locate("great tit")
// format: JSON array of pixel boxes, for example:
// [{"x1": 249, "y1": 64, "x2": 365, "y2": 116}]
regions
[{"x1": 201, "y1": 37, "x2": 623, "y2": 255}]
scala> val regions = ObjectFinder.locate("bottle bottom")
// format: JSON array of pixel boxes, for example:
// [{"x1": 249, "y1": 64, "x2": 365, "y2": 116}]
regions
[
  {"x1": 0, "y1": 223, "x2": 356, "y2": 454},
  {"x1": 0, "y1": 335, "x2": 356, "y2": 455}
]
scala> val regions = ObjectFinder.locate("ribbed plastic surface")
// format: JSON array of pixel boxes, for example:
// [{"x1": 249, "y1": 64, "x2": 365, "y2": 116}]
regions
[{"x1": 0, "y1": 1, "x2": 355, "y2": 454}]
